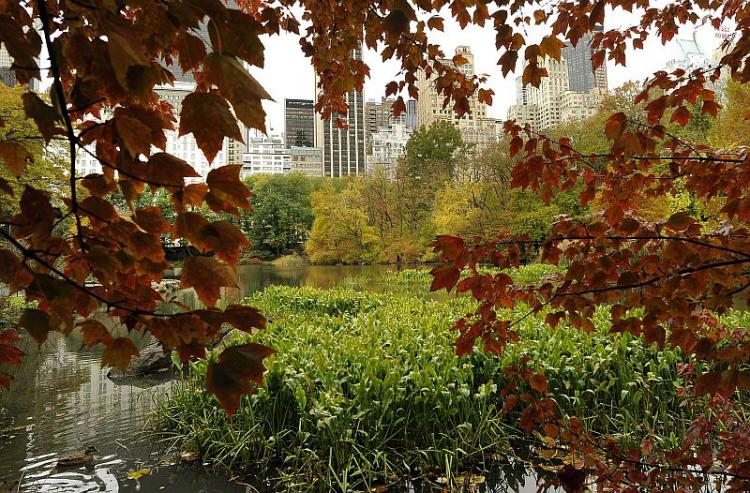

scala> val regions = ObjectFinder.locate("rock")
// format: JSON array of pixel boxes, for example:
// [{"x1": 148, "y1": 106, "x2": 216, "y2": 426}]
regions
[{"x1": 107, "y1": 339, "x2": 173, "y2": 387}]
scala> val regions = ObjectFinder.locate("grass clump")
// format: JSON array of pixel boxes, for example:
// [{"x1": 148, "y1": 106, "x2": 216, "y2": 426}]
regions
[{"x1": 153, "y1": 281, "x2": 696, "y2": 491}]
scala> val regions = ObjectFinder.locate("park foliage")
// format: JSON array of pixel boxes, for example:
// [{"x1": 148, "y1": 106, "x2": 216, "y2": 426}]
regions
[{"x1": 1, "y1": 0, "x2": 750, "y2": 490}]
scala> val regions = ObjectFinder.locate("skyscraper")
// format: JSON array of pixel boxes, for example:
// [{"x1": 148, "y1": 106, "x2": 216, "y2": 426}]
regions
[
  {"x1": 406, "y1": 99, "x2": 418, "y2": 130},
  {"x1": 415, "y1": 46, "x2": 497, "y2": 148},
  {"x1": 314, "y1": 48, "x2": 366, "y2": 177},
  {"x1": 284, "y1": 99, "x2": 315, "y2": 148},
  {"x1": 562, "y1": 27, "x2": 608, "y2": 93}
]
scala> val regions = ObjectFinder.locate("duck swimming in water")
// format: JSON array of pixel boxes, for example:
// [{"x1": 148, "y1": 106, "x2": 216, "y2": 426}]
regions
[{"x1": 55, "y1": 446, "x2": 97, "y2": 468}]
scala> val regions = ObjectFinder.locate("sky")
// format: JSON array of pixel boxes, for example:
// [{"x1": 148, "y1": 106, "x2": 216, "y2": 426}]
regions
[{"x1": 250, "y1": 9, "x2": 725, "y2": 133}]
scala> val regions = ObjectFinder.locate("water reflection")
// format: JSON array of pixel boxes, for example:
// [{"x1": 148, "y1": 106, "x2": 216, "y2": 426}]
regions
[{"x1": 0, "y1": 263, "x2": 544, "y2": 492}]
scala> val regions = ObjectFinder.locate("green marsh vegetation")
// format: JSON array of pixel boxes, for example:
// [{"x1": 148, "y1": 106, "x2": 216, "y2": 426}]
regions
[{"x1": 152, "y1": 266, "x2": 719, "y2": 491}]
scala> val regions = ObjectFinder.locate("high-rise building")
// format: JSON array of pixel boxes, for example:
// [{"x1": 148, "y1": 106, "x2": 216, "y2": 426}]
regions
[
  {"x1": 416, "y1": 46, "x2": 497, "y2": 147},
  {"x1": 365, "y1": 97, "x2": 406, "y2": 153},
  {"x1": 406, "y1": 99, "x2": 418, "y2": 130},
  {"x1": 562, "y1": 28, "x2": 608, "y2": 93},
  {"x1": 314, "y1": 48, "x2": 366, "y2": 177},
  {"x1": 529, "y1": 57, "x2": 570, "y2": 129},
  {"x1": 367, "y1": 123, "x2": 411, "y2": 178},
  {"x1": 284, "y1": 99, "x2": 315, "y2": 148}
]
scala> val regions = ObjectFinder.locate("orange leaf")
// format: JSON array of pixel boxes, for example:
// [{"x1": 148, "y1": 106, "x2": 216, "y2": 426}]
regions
[
  {"x1": 179, "y1": 92, "x2": 243, "y2": 163},
  {"x1": 0, "y1": 141, "x2": 29, "y2": 176},
  {"x1": 134, "y1": 207, "x2": 171, "y2": 235},
  {"x1": 181, "y1": 256, "x2": 237, "y2": 307},
  {"x1": 78, "y1": 320, "x2": 113, "y2": 348},
  {"x1": 529, "y1": 373, "x2": 549, "y2": 393},
  {"x1": 205, "y1": 342, "x2": 274, "y2": 416},
  {"x1": 203, "y1": 53, "x2": 272, "y2": 133},
  {"x1": 102, "y1": 337, "x2": 139, "y2": 369}
]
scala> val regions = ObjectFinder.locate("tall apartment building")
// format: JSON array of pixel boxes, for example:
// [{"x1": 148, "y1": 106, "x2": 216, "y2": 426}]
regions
[
  {"x1": 508, "y1": 33, "x2": 610, "y2": 131},
  {"x1": 285, "y1": 99, "x2": 315, "y2": 148},
  {"x1": 416, "y1": 46, "x2": 497, "y2": 147},
  {"x1": 314, "y1": 48, "x2": 366, "y2": 177},
  {"x1": 367, "y1": 123, "x2": 411, "y2": 178},
  {"x1": 365, "y1": 97, "x2": 406, "y2": 153},
  {"x1": 526, "y1": 57, "x2": 570, "y2": 130}
]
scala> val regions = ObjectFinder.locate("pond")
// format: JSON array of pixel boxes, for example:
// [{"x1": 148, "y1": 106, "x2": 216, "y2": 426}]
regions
[{"x1": 0, "y1": 263, "x2": 547, "y2": 492}]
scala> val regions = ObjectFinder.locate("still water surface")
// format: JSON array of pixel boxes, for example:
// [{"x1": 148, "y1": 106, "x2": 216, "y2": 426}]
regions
[{"x1": 0, "y1": 264, "x2": 544, "y2": 492}]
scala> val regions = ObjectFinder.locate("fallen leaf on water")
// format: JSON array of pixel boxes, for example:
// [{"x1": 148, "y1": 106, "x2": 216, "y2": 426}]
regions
[{"x1": 127, "y1": 467, "x2": 151, "y2": 480}]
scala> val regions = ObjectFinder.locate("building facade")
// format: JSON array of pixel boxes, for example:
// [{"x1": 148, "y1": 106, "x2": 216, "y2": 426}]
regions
[
  {"x1": 0, "y1": 45, "x2": 16, "y2": 87},
  {"x1": 406, "y1": 99, "x2": 418, "y2": 130},
  {"x1": 241, "y1": 129, "x2": 291, "y2": 178},
  {"x1": 285, "y1": 99, "x2": 315, "y2": 148},
  {"x1": 290, "y1": 146, "x2": 324, "y2": 176},
  {"x1": 314, "y1": 49, "x2": 366, "y2": 177},
  {"x1": 415, "y1": 46, "x2": 497, "y2": 147},
  {"x1": 562, "y1": 28, "x2": 607, "y2": 93},
  {"x1": 368, "y1": 123, "x2": 411, "y2": 177}
]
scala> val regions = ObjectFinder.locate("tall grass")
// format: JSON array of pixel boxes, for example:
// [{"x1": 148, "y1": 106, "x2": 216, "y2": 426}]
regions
[{"x1": 153, "y1": 282, "x2": 697, "y2": 491}]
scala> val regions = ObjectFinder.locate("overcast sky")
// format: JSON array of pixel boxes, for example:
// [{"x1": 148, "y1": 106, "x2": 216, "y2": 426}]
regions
[{"x1": 250, "y1": 12, "x2": 724, "y2": 133}]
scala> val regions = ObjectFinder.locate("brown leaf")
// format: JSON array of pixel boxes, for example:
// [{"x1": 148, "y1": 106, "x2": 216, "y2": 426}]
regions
[
  {"x1": 205, "y1": 165, "x2": 252, "y2": 215},
  {"x1": 181, "y1": 256, "x2": 237, "y2": 307},
  {"x1": 102, "y1": 337, "x2": 139, "y2": 369},
  {"x1": 205, "y1": 342, "x2": 274, "y2": 415},
  {"x1": 19, "y1": 308, "x2": 51, "y2": 344},
  {"x1": 22, "y1": 92, "x2": 61, "y2": 142},
  {"x1": 0, "y1": 141, "x2": 29, "y2": 176},
  {"x1": 179, "y1": 92, "x2": 243, "y2": 163},
  {"x1": 78, "y1": 320, "x2": 112, "y2": 347},
  {"x1": 134, "y1": 207, "x2": 171, "y2": 235},
  {"x1": 203, "y1": 53, "x2": 272, "y2": 133}
]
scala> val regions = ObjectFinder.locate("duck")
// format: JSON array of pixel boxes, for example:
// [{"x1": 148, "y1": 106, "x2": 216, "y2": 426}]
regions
[{"x1": 55, "y1": 446, "x2": 97, "y2": 468}]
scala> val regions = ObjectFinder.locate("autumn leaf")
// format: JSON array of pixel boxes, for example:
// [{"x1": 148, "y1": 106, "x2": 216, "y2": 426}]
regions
[
  {"x1": 19, "y1": 308, "x2": 52, "y2": 344},
  {"x1": 22, "y1": 92, "x2": 61, "y2": 142},
  {"x1": 203, "y1": 53, "x2": 272, "y2": 133},
  {"x1": 205, "y1": 165, "x2": 252, "y2": 215},
  {"x1": 179, "y1": 92, "x2": 243, "y2": 163},
  {"x1": 78, "y1": 320, "x2": 113, "y2": 348},
  {"x1": 529, "y1": 373, "x2": 549, "y2": 393},
  {"x1": 181, "y1": 256, "x2": 237, "y2": 307},
  {"x1": 430, "y1": 264, "x2": 461, "y2": 292},
  {"x1": 101, "y1": 337, "x2": 139, "y2": 369},
  {"x1": 665, "y1": 212, "x2": 693, "y2": 231},
  {"x1": 0, "y1": 141, "x2": 29, "y2": 176},
  {"x1": 205, "y1": 342, "x2": 274, "y2": 416}
]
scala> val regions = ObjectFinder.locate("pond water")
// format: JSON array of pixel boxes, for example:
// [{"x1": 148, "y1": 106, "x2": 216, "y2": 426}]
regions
[{"x1": 0, "y1": 263, "x2": 546, "y2": 492}]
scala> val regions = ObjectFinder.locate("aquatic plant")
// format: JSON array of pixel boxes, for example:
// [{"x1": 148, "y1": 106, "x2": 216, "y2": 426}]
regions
[{"x1": 154, "y1": 285, "x2": 696, "y2": 491}]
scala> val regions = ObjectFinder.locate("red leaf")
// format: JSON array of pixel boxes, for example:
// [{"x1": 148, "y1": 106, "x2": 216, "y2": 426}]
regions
[
  {"x1": 179, "y1": 92, "x2": 243, "y2": 163},
  {"x1": 181, "y1": 256, "x2": 237, "y2": 307},
  {"x1": 529, "y1": 373, "x2": 549, "y2": 393},
  {"x1": 205, "y1": 342, "x2": 274, "y2": 416},
  {"x1": 101, "y1": 337, "x2": 139, "y2": 369},
  {"x1": 430, "y1": 264, "x2": 461, "y2": 292}
]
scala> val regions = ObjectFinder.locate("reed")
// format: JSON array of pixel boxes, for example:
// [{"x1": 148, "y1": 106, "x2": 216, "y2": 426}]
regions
[{"x1": 153, "y1": 280, "x2": 699, "y2": 491}]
